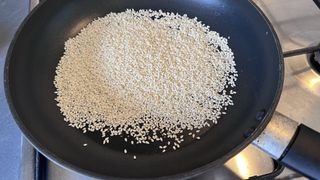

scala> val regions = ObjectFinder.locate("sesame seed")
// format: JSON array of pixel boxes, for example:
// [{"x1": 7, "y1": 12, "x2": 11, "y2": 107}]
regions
[
  {"x1": 103, "y1": 138, "x2": 109, "y2": 144},
  {"x1": 54, "y1": 9, "x2": 237, "y2": 151}
]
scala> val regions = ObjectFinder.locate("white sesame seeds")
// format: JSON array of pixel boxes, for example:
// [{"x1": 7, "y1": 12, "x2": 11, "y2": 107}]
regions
[
  {"x1": 124, "y1": 149, "x2": 127, "y2": 154},
  {"x1": 133, "y1": 155, "x2": 137, "y2": 160},
  {"x1": 103, "y1": 137, "x2": 109, "y2": 144},
  {"x1": 83, "y1": 143, "x2": 87, "y2": 147},
  {"x1": 54, "y1": 9, "x2": 237, "y2": 151}
]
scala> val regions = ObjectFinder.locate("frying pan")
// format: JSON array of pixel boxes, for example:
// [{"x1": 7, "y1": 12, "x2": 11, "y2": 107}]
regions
[{"x1": 4, "y1": 0, "x2": 320, "y2": 179}]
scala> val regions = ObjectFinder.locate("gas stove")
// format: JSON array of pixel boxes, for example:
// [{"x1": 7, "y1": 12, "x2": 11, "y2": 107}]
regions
[{"x1": 20, "y1": 0, "x2": 320, "y2": 179}]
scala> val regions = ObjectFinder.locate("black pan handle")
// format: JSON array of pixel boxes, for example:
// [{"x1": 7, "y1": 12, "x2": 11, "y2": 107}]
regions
[{"x1": 279, "y1": 124, "x2": 320, "y2": 179}]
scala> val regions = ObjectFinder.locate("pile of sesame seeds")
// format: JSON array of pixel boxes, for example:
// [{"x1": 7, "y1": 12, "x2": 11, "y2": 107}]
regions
[{"x1": 54, "y1": 9, "x2": 238, "y2": 157}]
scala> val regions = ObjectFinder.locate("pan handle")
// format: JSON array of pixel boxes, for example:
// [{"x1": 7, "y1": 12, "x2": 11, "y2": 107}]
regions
[
  {"x1": 279, "y1": 124, "x2": 320, "y2": 179},
  {"x1": 253, "y1": 112, "x2": 320, "y2": 179}
]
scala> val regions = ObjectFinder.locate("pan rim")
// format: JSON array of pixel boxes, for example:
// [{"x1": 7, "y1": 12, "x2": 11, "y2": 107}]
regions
[{"x1": 4, "y1": 0, "x2": 284, "y2": 179}]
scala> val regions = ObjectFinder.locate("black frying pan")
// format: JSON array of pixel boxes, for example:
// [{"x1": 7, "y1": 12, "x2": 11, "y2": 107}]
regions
[{"x1": 5, "y1": 0, "x2": 315, "y2": 179}]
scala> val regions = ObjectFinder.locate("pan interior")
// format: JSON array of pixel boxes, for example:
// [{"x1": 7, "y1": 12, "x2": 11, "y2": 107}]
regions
[{"x1": 6, "y1": 0, "x2": 282, "y2": 178}]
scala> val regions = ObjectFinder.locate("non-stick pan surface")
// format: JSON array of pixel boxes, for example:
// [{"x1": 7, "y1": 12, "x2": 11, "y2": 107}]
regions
[{"x1": 5, "y1": 0, "x2": 283, "y2": 178}]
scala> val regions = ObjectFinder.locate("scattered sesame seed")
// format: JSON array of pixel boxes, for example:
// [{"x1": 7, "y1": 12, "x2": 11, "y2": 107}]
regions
[{"x1": 103, "y1": 138, "x2": 109, "y2": 144}]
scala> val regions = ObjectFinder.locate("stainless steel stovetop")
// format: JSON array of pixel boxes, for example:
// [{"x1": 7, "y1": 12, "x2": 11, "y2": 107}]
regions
[{"x1": 20, "y1": 0, "x2": 320, "y2": 179}]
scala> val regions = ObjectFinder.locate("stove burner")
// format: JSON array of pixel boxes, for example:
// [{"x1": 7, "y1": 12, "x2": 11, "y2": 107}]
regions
[{"x1": 308, "y1": 49, "x2": 320, "y2": 74}]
